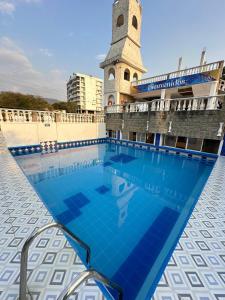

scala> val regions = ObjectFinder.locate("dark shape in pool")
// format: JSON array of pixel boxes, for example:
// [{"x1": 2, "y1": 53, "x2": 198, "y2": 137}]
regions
[
  {"x1": 103, "y1": 162, "x2": 113, "y2": 167},
  {"x1": 110, "y1": 154, "x2": 136, "y2": 164},
  {"x1": 56, "y1": 209, "x2": 81, "y2": 225},
  {"x1": 96, "y1": 185, "x2": 110, "y2": 195},
  {"x1": 119, "y1": 183, "x2": 125, "y2": 193},
  {"x1": 56, "y1": 193, "x2": 90, "y2": 225},
  {"x1": 65, "y1": 192, "x2": 90, "y2": 210}
]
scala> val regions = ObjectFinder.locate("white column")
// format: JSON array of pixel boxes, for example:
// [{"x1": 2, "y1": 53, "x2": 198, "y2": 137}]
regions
[
  {"x1": 161, "y1": 89, "x2": 166, "y2": 99},
  {"x1": 207, "y1": 81, "x2": 218, "y2": 110},
  {"x1": 160, "y1": 89, "x2": 166, "y2": 111},
  {"x1": 217, "y1": 122, "x2": 224, "y2": 137}
]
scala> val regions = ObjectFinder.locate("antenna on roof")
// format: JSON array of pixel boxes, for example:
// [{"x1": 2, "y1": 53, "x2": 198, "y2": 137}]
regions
[
  {"x1": 178, "y1": 57, "x2": 183, "y2": 71},
  {"x1": 200, "y1": 47, "x2": 207, "y2": 66}
]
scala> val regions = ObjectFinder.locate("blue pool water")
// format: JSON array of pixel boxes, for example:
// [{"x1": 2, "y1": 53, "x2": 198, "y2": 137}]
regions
[{"x1": 16, "y1": 143, "x2": 214, "y2": 300}]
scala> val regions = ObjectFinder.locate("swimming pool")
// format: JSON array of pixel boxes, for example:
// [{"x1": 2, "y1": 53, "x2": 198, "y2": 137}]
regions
[{"x1": 16, "y1": 143, "x2": 214, "y2": 300}]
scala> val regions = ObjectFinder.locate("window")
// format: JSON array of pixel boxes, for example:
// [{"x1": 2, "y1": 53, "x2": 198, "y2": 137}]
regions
[
  {"x1": 202, "y1": 139, "x2": 220, "y2": 154},
  {"x1": 133, "y1": 73, "x2": 138, "y2": 81},
  {"x1": 108, "y1": 130, "x2": 116, "y2": 138},
  {"x1": 117, "y1": 14, "x2": 124, "y2": 27},
  {"x1": 132, "y1": 16, "x2": 138, "y2": 29},
  {"x1": 108, "y1": 95, "x2": 115, "y2": 106},
  {"x1": 187, "y1": 138, "x2": 203, "y2": 151},
  {"x1": 176, "y1": 136, "x2": 187, "y2": 149},
  {"x1": 108, "y1": 68, "x2": 115, "y2": 80},
  {"x1": 146, "y1": 133, "x2": 155, "y2": 144},
  {"x1": 129, "y1": 132, "x2": 137, "y2": 142},
  {"x1": 163, "y1": 135, "x2": 176, "y2": 147},
  {"x1": 124, "y1": 69, "x2": 130, "y2": 81}
]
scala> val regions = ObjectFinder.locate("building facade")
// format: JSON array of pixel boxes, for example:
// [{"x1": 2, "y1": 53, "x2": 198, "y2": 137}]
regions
[
  {"x1": 67, "y1": 73, "x2": 103, "y2": 112},
  {"x1": 102, "y1": 0, "x2": 225, "y2": 155}
]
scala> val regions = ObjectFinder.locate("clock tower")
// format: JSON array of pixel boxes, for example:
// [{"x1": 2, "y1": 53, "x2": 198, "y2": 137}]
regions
[{"x1": 100, "y1": 0, "x2": 147, "y2": 106}]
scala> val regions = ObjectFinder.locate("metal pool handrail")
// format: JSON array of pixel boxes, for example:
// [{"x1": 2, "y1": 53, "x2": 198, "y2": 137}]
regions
[
  {"x1": 19, "y1": 222, "x2": 91, "y2": 300},
  {"x1": 58, "y1": 269, "x2": 123, "y2": 300}
]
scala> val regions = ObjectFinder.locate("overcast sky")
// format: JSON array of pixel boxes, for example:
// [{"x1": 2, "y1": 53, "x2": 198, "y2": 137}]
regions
[{"x1": 0, "y1": 0, "x2": 225, "y2": 100}]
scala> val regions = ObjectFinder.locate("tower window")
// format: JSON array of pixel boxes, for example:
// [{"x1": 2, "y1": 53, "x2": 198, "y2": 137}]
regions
[
  {"x1": 108, "y1": 68, "x2": 115, "y2": 80},
  {"x1": 133, "y1": 73, "x2": 138, "y2": 81},
  {"x1": 124, "y1": 69, "x2": 130, "y2": 81},
  {"x1": 117, "y1": 14, "x2": 124, "y2": 27},
  {"x1": 108, "y1": 95, "x2": 115, "y2": 106},
  {"x1": 132, "y1": 16, "x2": 138, "y2": 29}
]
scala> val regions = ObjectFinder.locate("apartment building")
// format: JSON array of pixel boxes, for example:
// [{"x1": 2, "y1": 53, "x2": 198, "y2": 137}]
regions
[{"x1": 67, "y1": 73, "x2": 103, "y2": 112}]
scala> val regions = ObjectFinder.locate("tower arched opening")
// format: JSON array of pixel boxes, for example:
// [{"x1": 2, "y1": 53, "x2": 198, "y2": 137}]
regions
[
  {"x1": 133, "y1": 73, "x2": 138, "y2": 81},
  {"x1": 108, "y1": 68, "x2": 115, "y2": 80},
  {"x1": 108, "y1": 95, "x2": 115, "y2": 106},
  {"x1": 132, "y1": 15, "x2": 138, "y2": 29},
  {"x1": 124, "y1": 69, "x2": 130, "y2": 81},
  {"x1": 117, "y1": 14, "x2": 124, "y2": 27}
]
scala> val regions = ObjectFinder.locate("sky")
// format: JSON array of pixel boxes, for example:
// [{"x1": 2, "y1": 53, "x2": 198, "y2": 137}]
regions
[{"x1": 0, "y1": 0, "x2": 225, "y2": 100}]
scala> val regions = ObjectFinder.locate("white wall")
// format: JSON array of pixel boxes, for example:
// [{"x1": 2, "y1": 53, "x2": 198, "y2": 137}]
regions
[{"x1": 0, "y1": 122, "x2": 106, "y2": 147}]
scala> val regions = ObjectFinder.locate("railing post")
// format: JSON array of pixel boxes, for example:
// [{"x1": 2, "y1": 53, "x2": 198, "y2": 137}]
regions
[{"x1": 207, "y1": 81, "x2": 218, "y2": 110}]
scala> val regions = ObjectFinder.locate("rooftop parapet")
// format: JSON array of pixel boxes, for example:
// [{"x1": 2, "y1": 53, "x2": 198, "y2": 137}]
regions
[
  {"x1": 106, "y1": 94, "x2": 225, "y2": 113},
  {"x1": 0, "y1": 109, "x2": 105, "y2": 123},
  {"x1": 132, "y1": 61, "x2": 224, "y2": 88}
]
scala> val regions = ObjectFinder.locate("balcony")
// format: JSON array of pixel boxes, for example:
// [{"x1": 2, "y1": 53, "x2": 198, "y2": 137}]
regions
[
  {"x1": 106, "y1": 95, "x2": 225, "y2": 114},
  {"x1": 132, "y1": 61, "x2": 224, "y2": 87},
  {"x1": 220, "y1": 79, "x2": 225, "y2": 92}
]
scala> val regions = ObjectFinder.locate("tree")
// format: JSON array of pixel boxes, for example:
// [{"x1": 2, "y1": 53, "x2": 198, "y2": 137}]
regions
[
  {"x1": 0, "y1": 92, "x2": 52, "y2": 111},
  {"x1": 52, "y1": 101, "x2": 79, "y2": 113},
  {"x1": 0, "y1": 91, "x2": 80, "y2": 113}
]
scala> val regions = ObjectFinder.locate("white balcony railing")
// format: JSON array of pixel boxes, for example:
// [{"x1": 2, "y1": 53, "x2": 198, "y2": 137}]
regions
[
  {"x1": 0, "y1": 109, "x2": 105, "y2": 123},
  {"x1": 106, "y1": 95, "x2": 225, "y2": 114},
  {"x1": 220, "y1": 79, "x2": 225, "y2": 92},
  {"x1": 132, "y1": 61, "x2": 224, "y2": 87}
]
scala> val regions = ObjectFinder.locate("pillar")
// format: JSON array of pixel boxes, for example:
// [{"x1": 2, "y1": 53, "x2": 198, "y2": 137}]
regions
[{"x1": 207, "y1": 81, "x2": 218, "y2": 110}]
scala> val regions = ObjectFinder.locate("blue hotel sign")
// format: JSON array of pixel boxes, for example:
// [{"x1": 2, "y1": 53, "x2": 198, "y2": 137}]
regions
[{"x1": 137, "y1": 73, "x2": 215, "y2": 93}]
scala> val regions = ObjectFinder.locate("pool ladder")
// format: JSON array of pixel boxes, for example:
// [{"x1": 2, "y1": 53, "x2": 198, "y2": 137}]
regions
[{"x1": 19, "y1": 222, "x2": 123, "y2": 300}]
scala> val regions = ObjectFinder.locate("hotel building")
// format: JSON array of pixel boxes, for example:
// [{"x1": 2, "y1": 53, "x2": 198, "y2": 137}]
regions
[
  {"x1": 101, "y1": 0, "x2": 225, "y2": 155},
  {"x1": 67, "y1": 73, "x2": 103, "y2": 112}
]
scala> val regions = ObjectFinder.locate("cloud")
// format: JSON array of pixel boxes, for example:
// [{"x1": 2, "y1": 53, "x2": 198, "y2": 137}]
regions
[
  {"x1": 0, "y1": 36, "x2": 66, "y2": 100},
  {"x1": 96, "y1": 53, "x2": 106, "y2": 61},
  {"x1": 40, "y1": 48, "x2": 53, "y2": 57},
  {"x1": 19, "y1": 0, "x2": 41, "y2": 3},
  {"x1": 0, "y1": 1, "x2": 15, "y2": 15},
  {"x1": 68, "y1": 32, "x2": 74, "y2": 37},
  {"x1": 0, "y1": 0, "x2": 41, "y2": 16}
]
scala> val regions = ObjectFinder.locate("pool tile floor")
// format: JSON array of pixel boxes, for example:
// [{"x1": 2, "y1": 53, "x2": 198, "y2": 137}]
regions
[{"x1": 0, "y1": 132, "x2": 225, "y2": 299}]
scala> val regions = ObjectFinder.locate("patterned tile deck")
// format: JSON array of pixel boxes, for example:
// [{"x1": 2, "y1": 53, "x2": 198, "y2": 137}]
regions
[{"x1": 0, "y1": 132, "x2": 224, "y2": 300}]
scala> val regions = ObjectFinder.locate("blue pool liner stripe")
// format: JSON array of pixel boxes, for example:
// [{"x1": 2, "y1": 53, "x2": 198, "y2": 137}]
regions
[
  {"x1": 110, "y1": 207, "x2": 179, "y2": 300},
  {"x1": 64, "y1": 192, "x2": 90, "y2": 210},
  {"x1": 95, "y1": 185, "x2": 110, "y2": 194}
]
